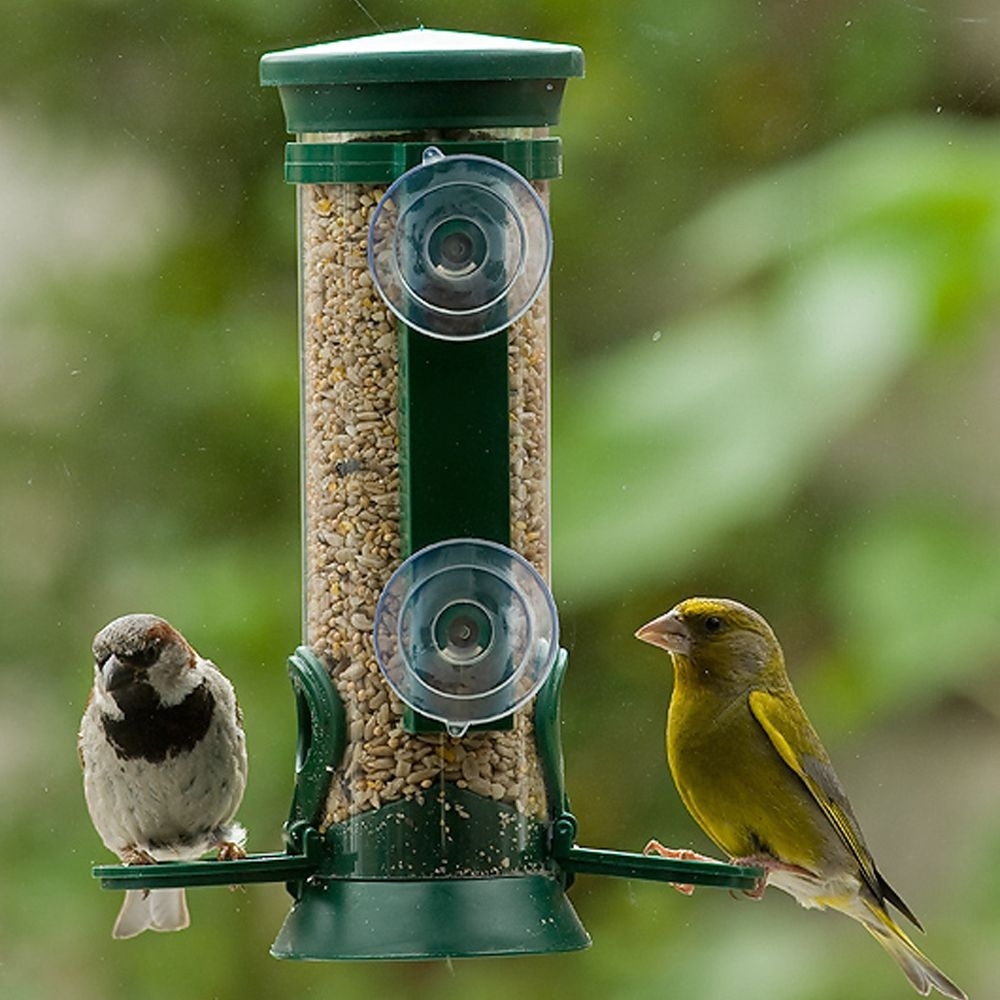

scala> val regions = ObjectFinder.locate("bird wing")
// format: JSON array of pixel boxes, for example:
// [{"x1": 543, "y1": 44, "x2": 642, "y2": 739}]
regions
[
  {"x1": 747, "y1": 688, "x2": 883, "y2": 902},
  {"x1": 749, "y1": 688, "x2": 924, "y2": 930}
]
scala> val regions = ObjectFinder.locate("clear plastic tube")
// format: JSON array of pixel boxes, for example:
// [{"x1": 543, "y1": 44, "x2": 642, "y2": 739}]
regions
[{"x1": 297, "y1": 131, "x2": 553, "y2": 840}]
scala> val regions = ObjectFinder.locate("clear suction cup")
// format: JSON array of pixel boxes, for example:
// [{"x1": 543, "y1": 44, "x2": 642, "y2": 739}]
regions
[
  {"x1": 373, "y1": 538, "x2": 559, "y2": 734},
  {"x1": 368, "y1": 147, "x2": 552, "y2": 340}
]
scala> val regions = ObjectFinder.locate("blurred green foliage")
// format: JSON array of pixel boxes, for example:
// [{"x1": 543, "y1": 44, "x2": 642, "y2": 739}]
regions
[{"x1": 2, "y1": 1, "x2": 998, "y2": 998}]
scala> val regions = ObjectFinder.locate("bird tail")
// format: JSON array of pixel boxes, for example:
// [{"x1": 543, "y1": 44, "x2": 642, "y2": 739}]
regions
[
  {"x1": 861, "y1": 900, "x2": 965, "y2": 999},
  {"x1": 112, "y1": 888, "x2": 190, "y2": 939}
]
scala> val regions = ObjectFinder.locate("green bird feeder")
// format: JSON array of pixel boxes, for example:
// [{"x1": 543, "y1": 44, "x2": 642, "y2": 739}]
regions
[{"x1": 93, "y1": 26, "x2": 762, "y2": 961}]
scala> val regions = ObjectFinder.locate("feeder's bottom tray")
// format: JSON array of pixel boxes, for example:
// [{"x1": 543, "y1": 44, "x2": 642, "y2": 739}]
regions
[{"x1": 271, "y1": 871, "x2": 590, "y2": 960}]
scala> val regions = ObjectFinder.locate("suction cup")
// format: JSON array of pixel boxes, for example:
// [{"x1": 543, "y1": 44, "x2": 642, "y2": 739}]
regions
[
  {"x1": 373, "y1": 539, "x2": 559, "y2": 735},
  {"x1": 368, "y1": 147, "x2": 552, "y2": 340}
]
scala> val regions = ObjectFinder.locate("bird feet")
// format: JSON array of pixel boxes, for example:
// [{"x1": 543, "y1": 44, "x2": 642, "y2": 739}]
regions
[
  {"x1": 642, "y1": 839, "x2": 724, "y2": 895},
  {"x1": 729, "y1": 855, "x2": 818, "y2": 901},
  {"x1": 216, "y1": 840, "x2": 248, "y2": 892},
  {"x1": 120, "y1": 846, "x2": 157, "y2": 866},
  {"x1": 736, "y1": 874, "x2": 768, "y2": 900},
  {"x1": 216, "y1": 841, "x2": 247, "y2": 861}
]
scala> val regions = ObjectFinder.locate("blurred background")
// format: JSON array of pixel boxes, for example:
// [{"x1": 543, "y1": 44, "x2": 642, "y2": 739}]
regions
[{"x1": 3, "y1": 1, "x2": 999, "y2": 997}]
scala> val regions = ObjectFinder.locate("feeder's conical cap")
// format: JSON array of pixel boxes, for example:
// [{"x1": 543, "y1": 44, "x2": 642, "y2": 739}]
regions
[{"x1": 260, "y1": 27, "x2": 584, "y2": 132}]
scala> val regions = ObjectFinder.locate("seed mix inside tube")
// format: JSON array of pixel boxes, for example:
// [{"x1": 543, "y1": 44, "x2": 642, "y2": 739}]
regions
[{"x1": 300, "y1": 176, "x2": 553, "y2": 829}]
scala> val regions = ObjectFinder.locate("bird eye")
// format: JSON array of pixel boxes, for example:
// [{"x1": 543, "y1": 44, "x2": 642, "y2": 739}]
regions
[
  {"x1": 125, "y1": 645, "x2": 159, "y2": 668},
  {"x1": 703, "y1": 615, "x2": 724, "y2": 634}
]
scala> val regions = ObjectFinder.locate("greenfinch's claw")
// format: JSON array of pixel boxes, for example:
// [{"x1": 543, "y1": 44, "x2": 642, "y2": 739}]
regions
[
  {"x1": 642, "y1": 838, "x2": 724, "y2": 895},
  {"x1": 740, "y1": 878, "x2": 767, "y2": 900}
]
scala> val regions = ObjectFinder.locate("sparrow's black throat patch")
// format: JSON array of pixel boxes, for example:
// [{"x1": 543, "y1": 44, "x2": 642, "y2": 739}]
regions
[{"x1": 103, "y1": 680, "x2": 214, "y2": 763}]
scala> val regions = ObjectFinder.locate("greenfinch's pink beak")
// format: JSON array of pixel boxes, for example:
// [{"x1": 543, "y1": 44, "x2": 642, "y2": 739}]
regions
[{"x1": 635, "y1": 610, "x2": 691, "y2": 655}]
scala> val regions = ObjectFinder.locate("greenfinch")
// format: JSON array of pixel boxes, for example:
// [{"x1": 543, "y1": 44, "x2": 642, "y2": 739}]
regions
[{"x1": 635, "y1": 597, "x2": 965, "y2": 999}]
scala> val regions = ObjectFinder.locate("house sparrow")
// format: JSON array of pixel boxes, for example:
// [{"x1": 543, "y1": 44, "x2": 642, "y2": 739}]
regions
[
  {"x1": 636, "y1": 598, "x2": 965, "y2": 999},
  {"x1": 79, "y1": 614, "x2": 248, "y2": 939}
]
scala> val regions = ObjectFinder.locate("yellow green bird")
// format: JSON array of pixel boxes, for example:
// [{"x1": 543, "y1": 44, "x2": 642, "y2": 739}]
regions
[{"x1": 635, "y1": 597, "x2": 965, "y2": 999}]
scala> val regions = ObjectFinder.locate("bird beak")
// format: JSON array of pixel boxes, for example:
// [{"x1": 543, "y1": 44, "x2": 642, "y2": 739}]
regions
[
  {"x1": 635, "y1": 610, "x2": 691, "y2": 655},
  {"x1": 102, "y1": 655, "x2": 136, "y2": 693}
]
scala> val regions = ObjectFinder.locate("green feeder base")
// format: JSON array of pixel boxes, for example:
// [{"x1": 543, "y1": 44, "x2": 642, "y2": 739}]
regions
[{"x1": 271, "y1": 872, "x2": 590, "y2": 960}]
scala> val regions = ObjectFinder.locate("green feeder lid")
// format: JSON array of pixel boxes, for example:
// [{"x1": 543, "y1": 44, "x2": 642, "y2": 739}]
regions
[{"x1": 260, "y1": 27, "x2": 584, "y2": 133}]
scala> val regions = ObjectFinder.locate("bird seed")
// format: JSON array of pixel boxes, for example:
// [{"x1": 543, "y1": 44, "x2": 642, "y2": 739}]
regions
[{"x1": 298, "y1": 171, "x2": 552, "y2": 832}]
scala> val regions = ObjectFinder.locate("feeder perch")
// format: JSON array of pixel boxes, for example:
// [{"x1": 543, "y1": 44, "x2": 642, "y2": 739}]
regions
[{"x1": 93, "y1": 27, "x2": 762, "y2": 960}]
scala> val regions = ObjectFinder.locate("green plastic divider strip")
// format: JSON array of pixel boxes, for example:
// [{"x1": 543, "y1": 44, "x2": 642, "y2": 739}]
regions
[
  {"x1": 398, "y1": 327, "x2": 511, "y2": 555},
  {"x1": 284, "y1": 137, "x2": 562, "y2": 184}
]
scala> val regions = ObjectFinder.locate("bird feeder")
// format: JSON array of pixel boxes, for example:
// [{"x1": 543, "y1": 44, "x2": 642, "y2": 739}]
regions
[{"x1": 93, "y1": 27, "x2": 762, "y2": 960}]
